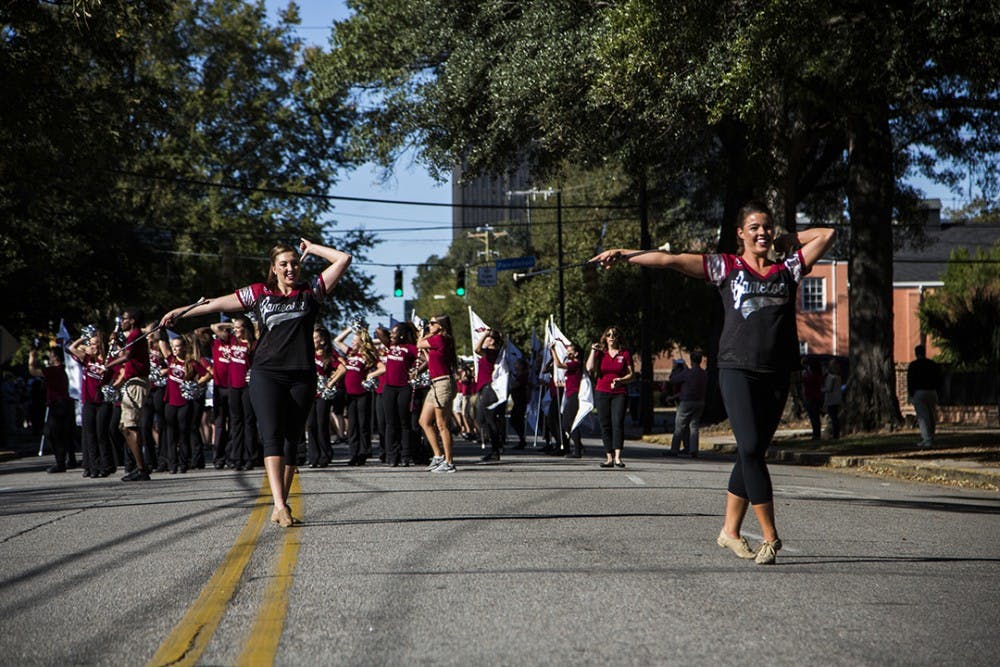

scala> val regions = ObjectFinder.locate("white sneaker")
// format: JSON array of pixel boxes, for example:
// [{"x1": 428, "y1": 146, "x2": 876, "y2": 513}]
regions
[
  {"x1": 432, "y1": 461, "x2": 456, "y2": 473},
  {"x1": 426, "y1": 456, "x2": 444, "y2": 471}
]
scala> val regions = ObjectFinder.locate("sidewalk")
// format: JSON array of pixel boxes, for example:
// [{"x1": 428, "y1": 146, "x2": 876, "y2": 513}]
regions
[{"x1": 642, "y1": 427, "x2": 1000, "y2": 491}]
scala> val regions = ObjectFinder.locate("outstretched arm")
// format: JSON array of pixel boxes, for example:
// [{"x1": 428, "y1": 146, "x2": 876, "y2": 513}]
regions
[
  {"x1": 591, "y1": 248, "x2": 705, "y2": 279},
  {"x1": 299, "y1": 239, "x2": 352, "y2": 294},
  {"x1": 160, "y1": 294, "x2": 242, "y2": 329}
]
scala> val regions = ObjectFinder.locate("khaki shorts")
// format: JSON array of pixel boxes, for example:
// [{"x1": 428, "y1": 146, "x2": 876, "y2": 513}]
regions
[
  {"x1": 119, "y1": 379, "x2": 149, "y2": 432},
  {"x1": 424, "y1": 376, "x2": 455, "y2": 410}
]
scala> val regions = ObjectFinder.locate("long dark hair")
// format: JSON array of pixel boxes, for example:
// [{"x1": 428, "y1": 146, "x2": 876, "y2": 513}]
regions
[
  {"x1": 265, "y1": 243, "x2": 298, "y2": 291},
  {"x1": 599, "y1": 326, "x2": 626, "y2": 352}
]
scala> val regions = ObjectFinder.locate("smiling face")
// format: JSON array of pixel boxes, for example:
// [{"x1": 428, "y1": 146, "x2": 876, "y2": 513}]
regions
[
  {"x1": 271, "y1": 250, "x2": 301, "y2": 291},
  {"x1": 737, "y1": 212, "x2": 775, "y2": 258},
  {"x1": 169, "y1": 337, "x2": 185, "y2": 358}
]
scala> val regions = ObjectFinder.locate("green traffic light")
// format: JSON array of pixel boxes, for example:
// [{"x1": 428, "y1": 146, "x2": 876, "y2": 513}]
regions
[
  {"x1": 456, "y1": 287, "x2": 466, "y2": 296},
  {"x1": 394, "y1": 288, "x2": 403, "y2": 297}
]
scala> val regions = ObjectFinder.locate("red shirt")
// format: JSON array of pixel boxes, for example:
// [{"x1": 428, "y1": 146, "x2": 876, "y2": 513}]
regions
[
  {"x1": 475, "y1": 348, "x2": 499, "y2": 392},
  {"x1": 424, "y1": 334, "x2": 453, "y2": 379},
  {"x1": 165, "y1": 355, "x2": 206, "y2": 407},
  {"x1": 228, "y1": 339, "x2": 252, "y2": 389},
  {"x1": 42, "y1": 366, "x2": 70, "y2": 405},
  {"x1": 343, "y1": 354, "x2": 370, "y2": 396},
  {"x1": 384, "y1": 343, "x2": 418, "y2": 387},
  {"x1": 119, "y1": 328, "x2": 149, "y2": 381},
  {"x1": 595, "y1": 349, "x2": 632, "y2": 394},
  {"x1": 563, "y1": 359, "x2": 582, "y2": 397},
  {"x1": 212, "y1": 338, "x2": 231, "y2": 389},
  {"x1": 81, "y1": 355, "x2": 107, "y2": 404}
]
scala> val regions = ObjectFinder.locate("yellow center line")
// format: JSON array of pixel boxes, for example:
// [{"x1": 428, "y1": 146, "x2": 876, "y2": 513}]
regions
[
  {"x1": 147, "y1": 481, "x2": 271, "y2": 667},
  {"x1": 236, "y1": 475, "x2": 304, "y2": 666}
]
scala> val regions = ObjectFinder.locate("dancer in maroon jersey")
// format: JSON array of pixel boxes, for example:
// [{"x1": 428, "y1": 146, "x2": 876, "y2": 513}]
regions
[
  {"x1": 162, "y1": 239, "x2": 352, "y2": 527},
  {"x1": 594, "y1": 201, "x2": 835, "y2": 564}
]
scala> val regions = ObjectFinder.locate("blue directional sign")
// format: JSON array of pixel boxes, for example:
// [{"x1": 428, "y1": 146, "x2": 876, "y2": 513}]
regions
[{"x1": 494, "y1": 256, "x2": 536, "y2": 272}]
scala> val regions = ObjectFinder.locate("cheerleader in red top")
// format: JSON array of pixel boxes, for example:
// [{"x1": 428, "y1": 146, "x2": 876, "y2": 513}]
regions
[
  {"x1": 158, "y1": 334, "x2": 210, "y2": 473},
  {"x1": 226, "y1": 316, "x2": 257, "y2": 471},
  {"x1": 68, "y1": 330, "x2": 115, "y2": 477},
  {"x1": 28, "y1": 346, "x2": 77, "y2": 472},
  {"x1": 474, "y1": 329, "x2": 505, "y2": 463},
  {"x1": 306, "y1": 326, "x2": 335, "y2": 468},
  {"x1": 161, "y1": 239, "x2": 352, "y2": 527},
  {"x1": 585, "y1": 327, "x2": 634, "y2": 468},
  {"x1": 209, "y1": 319, "x2": 233, "y2": 468},
  {"x1": 374, "y1": 322, "x2": 419, "y2": 466},
  {"x1": 595, "y1": 200, "x2": 835, "y2": 564},
  {"x1": 417, "y1": 314, "x2": 458, "y2": 472},
  {"x1": 332, "y1": 326, "x2": 383, "y2": 466}
]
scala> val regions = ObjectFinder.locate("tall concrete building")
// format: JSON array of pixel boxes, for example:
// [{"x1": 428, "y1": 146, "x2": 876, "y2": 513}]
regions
[{"x1": 451, "y1": 160, "x2": 532, "y2": 247}]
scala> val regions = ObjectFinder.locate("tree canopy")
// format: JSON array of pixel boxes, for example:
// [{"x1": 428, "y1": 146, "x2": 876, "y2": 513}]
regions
[{"x1": 2, "y1": 0, "x2": 377, "y2": 342}]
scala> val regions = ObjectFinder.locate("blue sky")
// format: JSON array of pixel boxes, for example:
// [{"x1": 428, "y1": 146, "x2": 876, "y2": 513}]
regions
[{"x1": 265, "y1": 1, "x2": 961, "y2": 323}]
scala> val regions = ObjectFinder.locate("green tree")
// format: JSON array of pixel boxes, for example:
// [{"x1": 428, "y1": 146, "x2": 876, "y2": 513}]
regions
[{"x1": 2, "y1": 0, "x2": 378, "y2": 342}]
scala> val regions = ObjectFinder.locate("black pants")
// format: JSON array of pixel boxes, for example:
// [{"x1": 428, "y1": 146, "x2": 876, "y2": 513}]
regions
[
  {"x1": 382, "y1": 384, "x2": 413, "y2": 464},
  {"x1": 345, "y1": 392, "x2": 372, "y2": 462},
  {"x1": 81, "y1": 401, "x2": 113, "y2": 474},
  {"x1": 106, "y1": 403, "x2": 127, "y2": 469},
  {"x1": 477, "y1": 385, "x2": 507, "y2": 452},
  {"x1": 228, "y1": 386, "x2": 258, "y2": 466},
  {"x1": 249, "y1": 370, "x2": 313, "y2": 460},
  {"x1": 306, "y1": 396, "x2": 332, "y2": 465},
  {"x1": 164, "y1": 402, "x2": 192, "y2": 471},
  {"x1": 45, "y1": 398, "x2": 75, "y2": 469},
  {"x1": 213, "y1": 385, "x2": 230, "y2": 465},
  {"x1": 561, "y1": 393, "x2": 583, "y2": 454},
  {"x1": 374, "y1": 391, "x2": 387, "y2": 460},
  {"x1": 508, "y1": 385, "x2": 529, "y2": 446},
  {"x1": 190, "y1": 398, "x2": 206, "y2": 467},
  {"x1": 718, "y1": 368, "x2": 789, "y2": 505},
  {"x1": 595, "y1": 391, "x2": 626, "y2": 454},
  {"x1": 140, "y1": 387, "x2": 164, "y2": 470}
]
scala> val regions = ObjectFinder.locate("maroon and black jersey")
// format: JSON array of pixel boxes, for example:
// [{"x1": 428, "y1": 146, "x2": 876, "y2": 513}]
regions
[
  {"x1": 704, "y1": 251, "x2": 805, "y2": 373},
  {"x1": 236, "y1": 276, "x2": 326, "y2": 373}
]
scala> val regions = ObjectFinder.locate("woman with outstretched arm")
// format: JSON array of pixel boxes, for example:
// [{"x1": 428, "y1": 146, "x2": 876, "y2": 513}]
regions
[
  {"x1": 161, "y1": 239, "x2": 351, "y2": 527},
  {"x1": 593, "y1": 201, "x2": 835, "y2": 564}
]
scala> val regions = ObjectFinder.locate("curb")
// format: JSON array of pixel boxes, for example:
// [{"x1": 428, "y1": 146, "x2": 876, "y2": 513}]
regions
[{"x1": 641, "y1": 435, "x2": 1000, "y2": 490}]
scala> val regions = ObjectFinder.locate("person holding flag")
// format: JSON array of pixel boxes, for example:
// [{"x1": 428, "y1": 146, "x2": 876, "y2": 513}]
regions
[
  {"x1": 474, "y1": 327, "x2": 506, "y2": 463},
  {"x1": 28, "y1": 345, "x2": 76, "y2": 473},
  {"x1": 551, "y1": 341, "x2": 585, "y2": 458}
]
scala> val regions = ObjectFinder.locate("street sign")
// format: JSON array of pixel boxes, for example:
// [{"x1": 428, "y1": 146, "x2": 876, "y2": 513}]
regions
[
  {"x1": 494, "y1": 255, "x2": 536, "y2": 272},
  {"x1": 477, "y1": 266, "x2": 497, "y2": 287}
]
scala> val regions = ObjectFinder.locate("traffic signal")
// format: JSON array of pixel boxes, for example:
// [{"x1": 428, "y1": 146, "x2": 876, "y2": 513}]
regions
[
  {"x1": 393, "y1": 267, "x2": 403, "y2": 297},
  {"x1": 455, "y1": 267, "x2": 466, "y2": 296}
]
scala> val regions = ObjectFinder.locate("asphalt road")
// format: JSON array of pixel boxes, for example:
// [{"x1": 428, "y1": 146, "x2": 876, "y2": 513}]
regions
[{"x1": 1, "y1": 438, "x2": 998, "y2": 666}]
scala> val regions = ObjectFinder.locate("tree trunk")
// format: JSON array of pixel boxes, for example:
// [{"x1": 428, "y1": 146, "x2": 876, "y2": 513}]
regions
[{"x1": 845, "y1": 102, "x2": 903, "y2": 432}]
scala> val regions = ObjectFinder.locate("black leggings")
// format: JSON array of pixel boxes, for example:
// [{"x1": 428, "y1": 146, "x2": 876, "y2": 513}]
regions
[
  {"x1": 163, "y1": 402, "x2": 192, "y2": 470},
  {"x1": 718, "y1": 368, "x2": 789, "y2": 505},
  {"x1": 141, "y1": 387, "x2": 165, "y2": 469},
  {"x1": 213, "y1": 385, "x2": 230, "y2": 464},
  {"x1": 228, "y1": 386, "x2": 258, "y2": 465},
  {"x1": 345, "y1": 392, "x2": 373, "y2": 461},
  {"x1": 382, "y1": 384, "x2": 413, "y2": 464},
  {"x1": 595, "y1": 391, "x2": 626, "y2": 454},
  {"x1": 249, "y1": 370, "x2": 313, "y2": 460},
  {"x1": 477, "y1": 385, "x2": 507, "y2": 452},
  {"x1": 306, "y1": 396, "x2": 332, "y2": 465}
]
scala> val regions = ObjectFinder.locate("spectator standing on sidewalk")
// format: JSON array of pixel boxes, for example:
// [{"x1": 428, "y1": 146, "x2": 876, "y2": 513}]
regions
[
  {"x1": 822, "y1": 359, "x2": 843, "y2": 440},
  {"x1": 907, "y1": 345, "x2": 942, "y2": 448},
  {"x1": 668, "y1": 351, "x2": 707, "y2": 457},
  {"x1": 801, "y1": 358, "x2": 823, "y2": 440}
]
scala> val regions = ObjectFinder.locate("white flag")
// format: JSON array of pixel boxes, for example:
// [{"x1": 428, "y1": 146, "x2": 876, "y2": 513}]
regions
[
  {"x1": 469, "y1": 307, "x2": 508, "y2": 407},
  {"x1": 57, "y1": 319, "x2": 81, "y2": 402},
  {"x1": 572, "y1": 372, "x2": 595, "y2": 432}
]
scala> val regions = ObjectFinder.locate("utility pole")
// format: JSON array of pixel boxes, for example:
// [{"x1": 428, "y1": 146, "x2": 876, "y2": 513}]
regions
[
  {"x1": 467, "y1": 225, "x2": 508, "y2": 261},
  {"x1": 508, "y1": 188, "x2": 565, "y2": 328}
]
